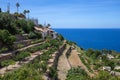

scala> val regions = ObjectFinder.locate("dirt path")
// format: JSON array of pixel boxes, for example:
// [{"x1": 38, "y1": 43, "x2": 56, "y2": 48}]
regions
[
  {"x1": 57, "y1": 46, "x2": 71, "y2": 80},
  {"x1": 0, "y1": 41, "x2": 45, "y2": 58},
  {"x1": 0, "y1": 51, "x2": 42, "y2": 76},
  {"x1": 68, "y1": 49, "x2": 94, "y2": 77}
]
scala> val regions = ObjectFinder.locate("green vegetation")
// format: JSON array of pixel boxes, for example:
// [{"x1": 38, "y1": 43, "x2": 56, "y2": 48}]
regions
[
  {"x1": 58, "y1": 34, "x2": 64, "y2": 41},
  {"x1": 80, "y1": 49, "x2": 116, "y2": 71},
  {"x1": 0, "y1": 11, "x2": 41, "y2": 52},
  {"x1": 0, "y1": 38, "x2": 63, "y2": 80},
  {"x1": 79, "y1": 55, "x2": 93, "y2": 72},
  {"x1": 66, "y1": 40, "x2": 76, "y2": 45},
  {"x1": 16, "y1": 2, "x2": 20, "y2": 13},
  {"x1": 1, "y1": 64, "x2": 43, "y2": 80},
  {"x1": 66, "y1": 67, "x2": 120, "y2": 80},
  {"x1": 76, "y1": 48, "x2": 120, "y2": 80},
  {"x1": 66, "y1": 67, "x2": 90, "y2": 80},
  {"x1": 0, "y1": 30, "x2": 16, "y2": 49},
  {"x1": 86, "y1": 49, "x2": 101, "y2": 60},
  {"x1": 13, "y1": 51, "x2": 30, "y2": 62},
  {"x1": 0, "y1": 47, "x2": 8, "y2": 53},
  {"x1": 1, "y1": 60, "x2": 15, "y2": 70},
  {"x1": 48, "y1": 67, "x2": 58, "y2": 80},
  {"x1": 0, "y1": 2, "x2": 64, "y2": 80},
  {"x1": 93, "y1": 71, "x2": 120, "y2": 80},
  {"x1": 0, "y1": 12, "x2": 18, "y2": 34},
  {"x1": 16, "y1": 19, "x2": 34, "y2": 33},
  {"x1": 0, "y1": 38, "x2": 62, "y2": 67}
]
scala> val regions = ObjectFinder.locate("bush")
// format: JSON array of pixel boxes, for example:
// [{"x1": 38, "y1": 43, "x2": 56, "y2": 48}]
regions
[
  {"x1": 58, "y1": 34, "x2": 64, "y2": 41},
  {"x1": 0, "y1": 47, "x2": 8, "y2": 53},
  {"x1": 0, "y1": 30, "x2": 16, "y2": 49},
  {"x1": 66, "y1": 67, "x2": 89, "y2": 80},
  {"x1": 28, "y1": 31, "x2": 37, "y2": 39},
  {"x1": 14, "y1": 51, "x2": 30, "y2": 61},
  {"x1": 1, "y1": 60, "x2": 15, "y2": 67},
  {"x1": 48, "y1": 67, "x2": 58, "y2": 79},
  {"x1": 0, "y1": 12, "x2": 18, "y2": 34}
]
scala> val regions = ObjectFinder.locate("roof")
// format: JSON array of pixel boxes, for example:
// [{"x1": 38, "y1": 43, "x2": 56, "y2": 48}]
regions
[{"x1": 34, "y1": 27, "x2": 44, "y2": 32}]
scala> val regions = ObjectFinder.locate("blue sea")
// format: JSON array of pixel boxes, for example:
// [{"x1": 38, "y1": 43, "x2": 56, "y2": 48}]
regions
[{"x1": 54, "y1": 29, "x2": 120, "y2": 52}]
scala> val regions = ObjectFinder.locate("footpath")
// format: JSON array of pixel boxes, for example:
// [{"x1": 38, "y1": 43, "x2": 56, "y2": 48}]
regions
[
  {"x1": 0, "y1": 51, "x2": 42, "y2": 76},
  {"x1": 57, "y1": 46, "x2": 71, "y2": 80},
  {"x1": 0, "y1": 41, "x2": 45, "y2": 59}
]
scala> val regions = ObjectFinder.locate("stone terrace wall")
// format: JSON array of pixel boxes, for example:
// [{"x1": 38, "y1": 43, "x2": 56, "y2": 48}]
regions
[
  {"x1": 66, "y1": 46, "x2": 72, "y2": 58},
  {"x1": 52, "y1": 43, "x2": 66, "y2": 69}
]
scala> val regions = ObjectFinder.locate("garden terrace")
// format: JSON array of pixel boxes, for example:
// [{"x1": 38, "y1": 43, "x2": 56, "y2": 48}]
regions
[
  {"x1": 0, "y1": 41, "x2": 45, "y2": 62},
  {"x1": 0, "y1": 39, "x2": 64, "y2": 80},
  {"x1": 0, "y1": 39, "x2": 63, "y2": 70}
]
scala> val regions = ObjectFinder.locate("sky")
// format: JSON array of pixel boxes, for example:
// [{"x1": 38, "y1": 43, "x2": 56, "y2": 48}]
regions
[{"x1": 0, "y1": 0, "x2": 120, "y2": 28}]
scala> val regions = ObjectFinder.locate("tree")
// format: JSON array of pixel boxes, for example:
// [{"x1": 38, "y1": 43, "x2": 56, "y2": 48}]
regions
[
  {"x1": 0, "y1": 8, "x2": 2, "y2": 12},
  {"x1": 16, "y1": 2, "x2": 20, "y2": 13},
  {"x1": 23, "y1": 10, "x2": 27, "y2": 18},
  {"x1": 0, "y1": 30, "x2": 16, "y2": 49},
  {"x1": 26, "y1": 10, "x2": 30, "y2": 19},
  {"x1": 0, "y1": 12, "x2": 18, "y2": 34},
  {"x1": 17, "y1": 19, "x2": 34, "y2": 33},
  {"x1": 46, "y1": 23, "x2": 51, "y2": 28}
]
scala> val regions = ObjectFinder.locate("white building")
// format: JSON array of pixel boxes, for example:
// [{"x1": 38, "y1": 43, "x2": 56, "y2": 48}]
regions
[
  {"x1": 114, "y1": 66, "x2": 120, "y2": 70},
  {"x1": 107, "y1": 54, "x2": 114, "y2": 60},
  {"x1": 103, "y1": 66, "x2": 111, "y2": 72},
  {"x1": 34, "y1": 27, "x2": 58, "y2": 40}
]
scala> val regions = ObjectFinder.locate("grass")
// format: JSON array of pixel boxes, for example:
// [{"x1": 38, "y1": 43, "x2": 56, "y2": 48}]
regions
[{"x1": 79, "y1": 54, "x2": 93, "y2": 72}]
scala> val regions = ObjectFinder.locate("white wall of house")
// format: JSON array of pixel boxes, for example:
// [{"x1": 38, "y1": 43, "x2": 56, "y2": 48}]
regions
[{"x1": 52, "y1": 32, "x2": 57, "y2": 39}]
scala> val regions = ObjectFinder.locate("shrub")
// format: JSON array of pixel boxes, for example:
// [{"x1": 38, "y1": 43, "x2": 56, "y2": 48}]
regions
[
  {"x1": 0, "y1": 47, "x2": 8, "y2": 53},
  {"x1": 0, "y1": 30, "x2": 16, "y2": 49},
  {"x1": 14, "y1": 51, "x2": 30, "y2": 61},
  {"x1": 28, "y1": 31, "x2": 37, "y2": 39}
]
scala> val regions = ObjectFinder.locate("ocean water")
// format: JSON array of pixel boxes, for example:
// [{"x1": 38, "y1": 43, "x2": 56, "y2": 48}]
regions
[{"x1": 54, "y1": 29, "x2": 120, "y2": 52}]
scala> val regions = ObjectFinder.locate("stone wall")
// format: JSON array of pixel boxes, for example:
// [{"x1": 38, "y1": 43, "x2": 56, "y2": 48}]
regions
[
  {"x1": 66, "y1": 46, "x2": 72, "y2": 58},
  {"x1": 53, "y1": 43, "x2": 66, "y2": 69},
  {"x1": 47, "y1": 43, "x2": 66, "y2": 71}
]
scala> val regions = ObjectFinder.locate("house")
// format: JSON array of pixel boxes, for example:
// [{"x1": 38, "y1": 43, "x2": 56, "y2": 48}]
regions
[
  {"x1": 34, "y1": 27, "x2": 47, "y2": 40},
  {"x1": 114, "y1": 66, "x2": 120, "y2": 70},
  {"x1": 103, "y1": 66, "x2": 111, "y2": 72},
  {"x1": 34, "y1": 26, "x2": 58, "y2": 40},
  {"x1": 107, "y1": 54, "x2": 114, "y2": 60},
  {"x1": 47, "y1": 28, "x2": 58, "y2": 39},
  {"x1": 110, "y1": 71, "x2": 120, "y2": 76}
]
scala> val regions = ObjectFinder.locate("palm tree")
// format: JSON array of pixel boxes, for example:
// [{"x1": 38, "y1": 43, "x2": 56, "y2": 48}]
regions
[
  {"x1": 23, "y1": 10, "x2": 27, "y2": 18},
  {"x1": 26, "y1": 10, "x2": 30, "y2": 19},
  {"x1": 0, "y1": 8, "x2": 1, "y2": 12},
  {"x1": 16, "y1": 2, "x2": 20, "y2": 13}
]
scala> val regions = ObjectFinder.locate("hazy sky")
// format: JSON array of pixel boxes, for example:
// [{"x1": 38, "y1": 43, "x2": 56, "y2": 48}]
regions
[{"x1": 0, "y1": 0, "x2": 120, "y2": 28}]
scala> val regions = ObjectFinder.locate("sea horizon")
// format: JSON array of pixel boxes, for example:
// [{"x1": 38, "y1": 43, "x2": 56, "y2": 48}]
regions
[
  {"x1": 54, "y1": 28, "x2": 120, "y2": 52},
  {"x1": 53, "y1": 28, "x2": 120, "y2": 29}
]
